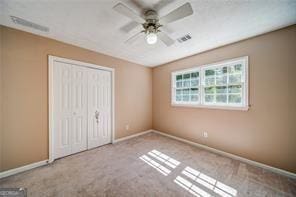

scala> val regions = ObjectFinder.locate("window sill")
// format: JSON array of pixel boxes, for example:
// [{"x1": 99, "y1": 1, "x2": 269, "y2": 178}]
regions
[{"x1": 171, "y1": 103, "x2": 249, "y2": 111}]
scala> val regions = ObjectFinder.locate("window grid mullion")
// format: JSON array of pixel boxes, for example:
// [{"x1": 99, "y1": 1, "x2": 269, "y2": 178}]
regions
[
  {"x1": 226, "y1": 65, "x2": 229, "y2": 104},
  {"x1": 214, "y1": 70, "x2": 217, "y2": 104},
  {"x1": 202, "y1": 70, "x2": 204, "y2": 106}
]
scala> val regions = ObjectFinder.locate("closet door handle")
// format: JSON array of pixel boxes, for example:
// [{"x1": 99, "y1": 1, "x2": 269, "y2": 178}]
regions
[{"x1": 95, "y1": 110, "x2": 100, "y2": 123}]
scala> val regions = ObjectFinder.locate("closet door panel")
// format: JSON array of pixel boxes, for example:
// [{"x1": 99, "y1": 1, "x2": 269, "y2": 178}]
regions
[
  {"x1": 71, "y1": 66, "x2": 88, "y2": 154},
  {"x1": 99, "y1": 71, "x2": 112, "y2": 145},
  {"x1": 53, "y1": 62, "x2": 72, "y2": 159},
  {"x1": 88, "y1": 69, "x2": 112, "y2": 149}
]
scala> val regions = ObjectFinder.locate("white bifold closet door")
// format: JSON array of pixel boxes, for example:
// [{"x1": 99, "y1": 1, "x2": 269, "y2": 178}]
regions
[
  {"x1": 88, "y1": 69, "x2": 112, "y2": 149},
  {"x1": 53, "y1": 62, "x2": 88, "y2": 159},
  {"x1": 53, "y1": 61, "x2": 111, "y2": 160}
]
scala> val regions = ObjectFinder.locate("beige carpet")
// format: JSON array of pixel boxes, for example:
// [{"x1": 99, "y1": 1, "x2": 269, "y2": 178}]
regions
[{"x1": 0, "y1": 132, "x2": 295, "y2": 197}]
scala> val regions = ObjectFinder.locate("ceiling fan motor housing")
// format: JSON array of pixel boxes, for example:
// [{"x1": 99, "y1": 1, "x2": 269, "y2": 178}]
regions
[
  {"x1": 143, "y1": 10, "x2": 161, "y2": 34},
  {"x1": 145, "y1": 10, "x2": 158, "y2": 20}
]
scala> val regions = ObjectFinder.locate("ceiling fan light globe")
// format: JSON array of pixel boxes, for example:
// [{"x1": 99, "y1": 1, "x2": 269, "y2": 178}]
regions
[{"x1": 146, "y1": 32, "x2": 157, "y2": 44}]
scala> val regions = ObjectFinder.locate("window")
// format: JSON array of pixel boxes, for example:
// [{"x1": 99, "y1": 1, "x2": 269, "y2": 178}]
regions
[
  {"x1": 172, "y1": 56, "x2": 248, "y2": 110},
  {"x1": 172, "y1": 68, "x2": 200, "y2": 104}
]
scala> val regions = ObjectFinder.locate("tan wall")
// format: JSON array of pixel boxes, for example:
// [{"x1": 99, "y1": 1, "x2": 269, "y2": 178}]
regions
[
  {"x1": 152, "y1": 25, "x2": 296, "y2": 173},
  {"x1": 0, "y1": 26, "x2": 152, "y2": 172},
  {"x1": 1, "y1": 24, "x2": 295, "y2": 174}
]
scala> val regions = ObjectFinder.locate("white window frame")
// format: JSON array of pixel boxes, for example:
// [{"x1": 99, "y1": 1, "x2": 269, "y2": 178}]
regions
[
  {"x1": 171, "y1": 56, "x2": 249, "y2": 111},
  {"x1": 171, "y1": 67, "x2": 201, "y2": 106}
]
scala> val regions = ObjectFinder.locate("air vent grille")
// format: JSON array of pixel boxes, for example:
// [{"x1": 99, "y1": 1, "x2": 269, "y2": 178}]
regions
[
  {"x1": 10, "y1": 16, "x2": 49, "y2": 32},
  {"x1": 177, "y1": 34, "x2": 192, "y2": 43}
]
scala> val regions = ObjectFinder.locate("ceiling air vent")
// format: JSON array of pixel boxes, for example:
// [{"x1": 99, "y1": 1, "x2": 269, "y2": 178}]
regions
[
  {"x1": 177, "y1": 34, "x2": 192, "y2": 43},
  {"x1": 10, "y1": 16, "x2": 49, "y2": 32}
]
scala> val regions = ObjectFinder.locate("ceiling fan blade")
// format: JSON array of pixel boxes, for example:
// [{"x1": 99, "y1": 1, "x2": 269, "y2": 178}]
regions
[
  {"x1": 120, "y1": 21, "x2": 139, "y2": 33},
  {"x1": 158, "y1": 32, "x2": 175, "y2": 46},
  {"x1": 159, "y1": 2, "x2": 193, "y2": 25},
  {"x1": 113, "y1": 3, "x2": 145, "y2": 24},
  {"x1": 153, "y1": 0, "x2": 174, "y2": 11},
  {"x1": 125, "y1": 31, "x2": 144, "y2": 44}
]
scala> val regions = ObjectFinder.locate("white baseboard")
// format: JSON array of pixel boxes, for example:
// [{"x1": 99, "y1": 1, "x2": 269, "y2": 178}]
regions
[
  {"x1": 152, "y1": 130, "x2": 296, "y2": 179},
  {"x1": 0, "y1": 160, "x2": 49, "y2": 179},
  {"x1": 1, "y1": 130, "x2": 295, "y2": 180},
  {"x1": 113, "y1": 129, "x2": 153, "y2": 143},
  {"x1": 0, "y1": 130, "x2": 152, "y2": 179}
]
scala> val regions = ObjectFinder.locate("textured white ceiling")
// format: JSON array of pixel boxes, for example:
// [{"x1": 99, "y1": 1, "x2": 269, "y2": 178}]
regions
[{"x1": 1, "y1": 0, "x2": 296, "y2": 67}]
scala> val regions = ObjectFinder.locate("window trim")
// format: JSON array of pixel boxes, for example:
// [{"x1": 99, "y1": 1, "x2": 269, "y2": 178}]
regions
[
  {"x1": 171, "y1": 67, "x2": 201, "y2": 105},
  {"x1": 171, "y1": 56, "x2": 249, "y2": 111}
]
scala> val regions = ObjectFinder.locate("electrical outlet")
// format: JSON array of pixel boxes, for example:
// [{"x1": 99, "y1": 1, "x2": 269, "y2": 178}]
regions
[
  {"x1": 125, "y1": 124, "x2": 129, "y2": 131},
  {"x1": 203, "y1": 131, "x2": 208, "y2": 138}
]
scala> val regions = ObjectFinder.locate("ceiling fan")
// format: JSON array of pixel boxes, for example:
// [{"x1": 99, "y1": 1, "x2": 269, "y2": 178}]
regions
[{"x1": 113, "y1": 2, "x2": 194, "y2": 46}]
